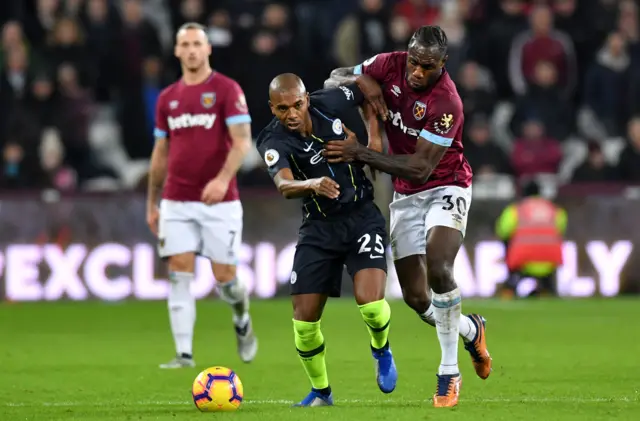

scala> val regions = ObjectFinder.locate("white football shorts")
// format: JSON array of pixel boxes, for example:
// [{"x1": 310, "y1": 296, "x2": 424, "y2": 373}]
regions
[
  {"x1": 389, "y1": 185, "x2": 472, "y2": 261},
  {"x1": 157, "y1": 199, "x2": 242, "y2": 265}
]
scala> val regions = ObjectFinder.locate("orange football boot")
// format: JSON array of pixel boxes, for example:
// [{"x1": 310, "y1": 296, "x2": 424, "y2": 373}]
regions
[
  {"x1": 433, "y1": 374, "x2": 462, "y2": 408},
  {"x1": 464, "y1": 314, "x2": 492, "y2": 379}
]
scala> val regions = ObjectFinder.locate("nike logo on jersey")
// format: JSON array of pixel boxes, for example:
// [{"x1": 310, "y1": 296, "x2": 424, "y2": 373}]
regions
[{"x1": 303, "y1": 142, "x2": 314, "y2": 152}]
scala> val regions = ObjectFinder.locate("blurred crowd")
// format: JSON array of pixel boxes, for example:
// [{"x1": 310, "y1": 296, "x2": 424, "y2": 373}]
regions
[{"x1": 1, "y1": 0, "x2": 640, "y2": 193}]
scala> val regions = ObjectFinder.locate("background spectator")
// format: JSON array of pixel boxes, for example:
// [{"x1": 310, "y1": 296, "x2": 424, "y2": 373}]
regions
[
  {"x1": 617, "y1": 116, "x2": 640, "y2": 182},
  {"x1": 583, "y1": 32, "x2": 631, "y2": 137},
  {"x1": 464, "y1": 115, "x2": 511, "y2": 176},
  {"x1": 510, "y1": 60, "x2": 574, "y2": 141},
  {"x1": 0, "y1": 0, "x2": 639, "y2": 193},
  {"x1": 508, "y1": 4, "x2": 577, "y2": 98},
  {"x1": 571, "y1": 140, "x2": 618, "y2": 182},
  {"x1": 511, "y1": 119, "x2": 562, "y2": 180}
]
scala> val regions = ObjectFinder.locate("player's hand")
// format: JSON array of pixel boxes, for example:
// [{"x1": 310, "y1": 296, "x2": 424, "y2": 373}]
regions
[
  {"x1": 146, "y1": 206, "x2": 160, "y2": 237},
  {"x1": 310, "y1": 176, "x2": 340, "y2": 199},
  {"x1": 324, "y1": 124, "x2": 362, "y2": 163},
  {"x1": 201, "y1": 177, "x2": 229, "y2": 205},
  {"x1": 356, "y1": 75, "x2": 388, "y2": 121}
]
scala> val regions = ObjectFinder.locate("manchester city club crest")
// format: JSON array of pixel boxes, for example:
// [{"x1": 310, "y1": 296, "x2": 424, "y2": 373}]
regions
[
  {"x1": 201, "y1": 92, "x2": 216, "y2": 109},
  {"x1": 413, "y1": 101, "x2": 427, "y2": 120},
  {"x1": 332, "y1": 118, "x2": 343, "y2": 135}
]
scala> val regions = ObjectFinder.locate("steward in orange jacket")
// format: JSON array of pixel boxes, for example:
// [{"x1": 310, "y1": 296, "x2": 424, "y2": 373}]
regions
[{"x1": 495, "y1": 181, "x2": 566, "y2": 298}]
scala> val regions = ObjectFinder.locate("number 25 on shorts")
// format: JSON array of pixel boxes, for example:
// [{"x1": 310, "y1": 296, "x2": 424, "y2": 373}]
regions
[{"x1": 358, "y1": 233, "x2": 385, "y2": 259}]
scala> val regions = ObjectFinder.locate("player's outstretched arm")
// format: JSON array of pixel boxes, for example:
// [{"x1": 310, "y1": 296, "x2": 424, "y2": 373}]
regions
[
  {"x1": 273, "y1": 169, "x2": 340, "y2": 200},
  {"x1": 360, "y1": 137, "x2": 446, "y2": 183},
  {"x1": 325, "y1": 133, "x2": 445, "y2": 184}
]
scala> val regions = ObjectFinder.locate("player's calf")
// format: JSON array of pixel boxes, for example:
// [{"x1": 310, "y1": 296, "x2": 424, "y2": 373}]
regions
[
  {"x1": 217, "y1": 276, "x2": 250, "y2": 325},
  {"x1": 359, "y1": 299, "x2": 397, "y2": 394},
  {"x1": 426, "y1": 257, "x2": 462, "y2": 377},
  {"x1": 162, "y1": 253, "x2": 197, "y2": 369},
  {"x1": 292, "y1": 318, "x2": 332, "y2": 406},
  {"x1": 402, "y1": 288, "x2": 431, "y2": 316},
  {"x1": 394, "y1": 255, "x2": 431, "y2": 315},
  {"x1": 216, "y1": 274, "x2": 257, "y2": 363},
  {"x1": 396, "y1": 254, "x2": 484, "y2": 375},
  {"x1": 416, "y1": 297, "x2": 491, "y2": 379}
]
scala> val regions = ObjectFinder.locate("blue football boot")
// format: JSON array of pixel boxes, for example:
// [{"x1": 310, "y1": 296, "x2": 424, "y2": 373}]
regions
[
  {"x1": 371, "y1": 342, "x2": 398, "y2": 393},
  {"x1": 293, "y1": 388, "x2": 334, "y2": 407}
]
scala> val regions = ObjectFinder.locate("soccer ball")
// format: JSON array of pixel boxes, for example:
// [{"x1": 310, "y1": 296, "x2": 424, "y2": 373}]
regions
[{"x1": 192, "y1": 366, "x2": 244, "y2": 412}]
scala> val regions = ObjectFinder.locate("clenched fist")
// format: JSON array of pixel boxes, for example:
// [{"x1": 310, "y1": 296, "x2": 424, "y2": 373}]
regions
[{"x1": 310, "y1": 177, "x2": 340, "y2": 199}]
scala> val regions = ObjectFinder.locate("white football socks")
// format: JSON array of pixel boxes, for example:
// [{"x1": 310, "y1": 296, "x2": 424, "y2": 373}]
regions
[
  {"x1": 458, "y1": 312, "x2": 477, "y2": 342},
  {"x1": 420, "y1": 303, "x2": 477, "y2": 343},
  {"x1": 432, "y1": 288, "x2": 462, "y2": 376},
  {"x1": 218, "y1": 278, "x2": 250, "y2": 327},
  {"x1": 168, "y1": 271, "x2": 196, "y2": 357}
]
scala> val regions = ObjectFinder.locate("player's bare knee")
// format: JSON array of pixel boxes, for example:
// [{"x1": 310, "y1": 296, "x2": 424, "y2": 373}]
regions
[
  {"x1": 212, "y1": 263, "x2": 237, "y2": 283},
  {"x1": 353, "y1": 269, "x2": 386, "y2": 305},
  {"x1": 168, "y1": 253, "x2": 195, "y2": 273},
  {"x1": 292, "y1": 295, "x2": 325, "y2": 322},
  {"x1": 293, "y1": 306, "x2": 323, "y2": 322},
  {"x1": 354, "y1": 289, "x2": 385, "y2": 306}
]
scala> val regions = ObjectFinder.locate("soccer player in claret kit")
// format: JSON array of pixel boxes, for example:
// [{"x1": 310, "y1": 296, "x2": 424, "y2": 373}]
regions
[
  {"x1": 325, "y1": 25, "x2": 492, "y2": 407},
  {"x1": 147, "y1": 23, "x2": 258, "y2": 368},
  {"x1": 256, "y1": 73, "x2": 397, "y2": 407}
]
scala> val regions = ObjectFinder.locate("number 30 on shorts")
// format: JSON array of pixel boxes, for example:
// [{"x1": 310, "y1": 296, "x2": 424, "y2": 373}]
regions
[
  {"x1": 442, "y1": 194, "x2": 467, "y2": 216},
  {"x1": 357, "y1": 233, "x2": 385, "y2": 259}
]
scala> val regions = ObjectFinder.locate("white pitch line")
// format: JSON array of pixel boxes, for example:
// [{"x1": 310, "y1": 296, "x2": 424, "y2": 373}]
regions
[{"x1": 2, "y1": 397, "x2": 637, "y2": 407}]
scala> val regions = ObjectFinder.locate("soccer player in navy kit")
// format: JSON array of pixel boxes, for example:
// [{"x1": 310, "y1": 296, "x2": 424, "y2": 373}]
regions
[{"x1": 256, "y1": 73, "x2": 397, "y2": 407}]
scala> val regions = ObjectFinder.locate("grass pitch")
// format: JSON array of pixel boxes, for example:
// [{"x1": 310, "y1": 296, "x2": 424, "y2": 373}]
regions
[{"x1": 1, "y1": 298, "x2": 639, "y2": 420}]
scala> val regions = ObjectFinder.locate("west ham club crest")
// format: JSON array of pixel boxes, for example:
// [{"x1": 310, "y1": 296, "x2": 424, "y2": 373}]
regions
[
  {"x1": 413, "y1": 101, "x2": 426, "y2": 120},
  {"x1": 201, "y1": 92, "x2": 216, "y2": 109}
]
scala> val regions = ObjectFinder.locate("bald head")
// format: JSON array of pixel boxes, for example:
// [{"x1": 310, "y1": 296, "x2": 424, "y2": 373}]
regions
[
  {"x1": 269, "y1": 73, "x2": 306, "y2": 98},
  {"x1": 268, "y1": 73, "x2": 310, "y2": 132}
]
